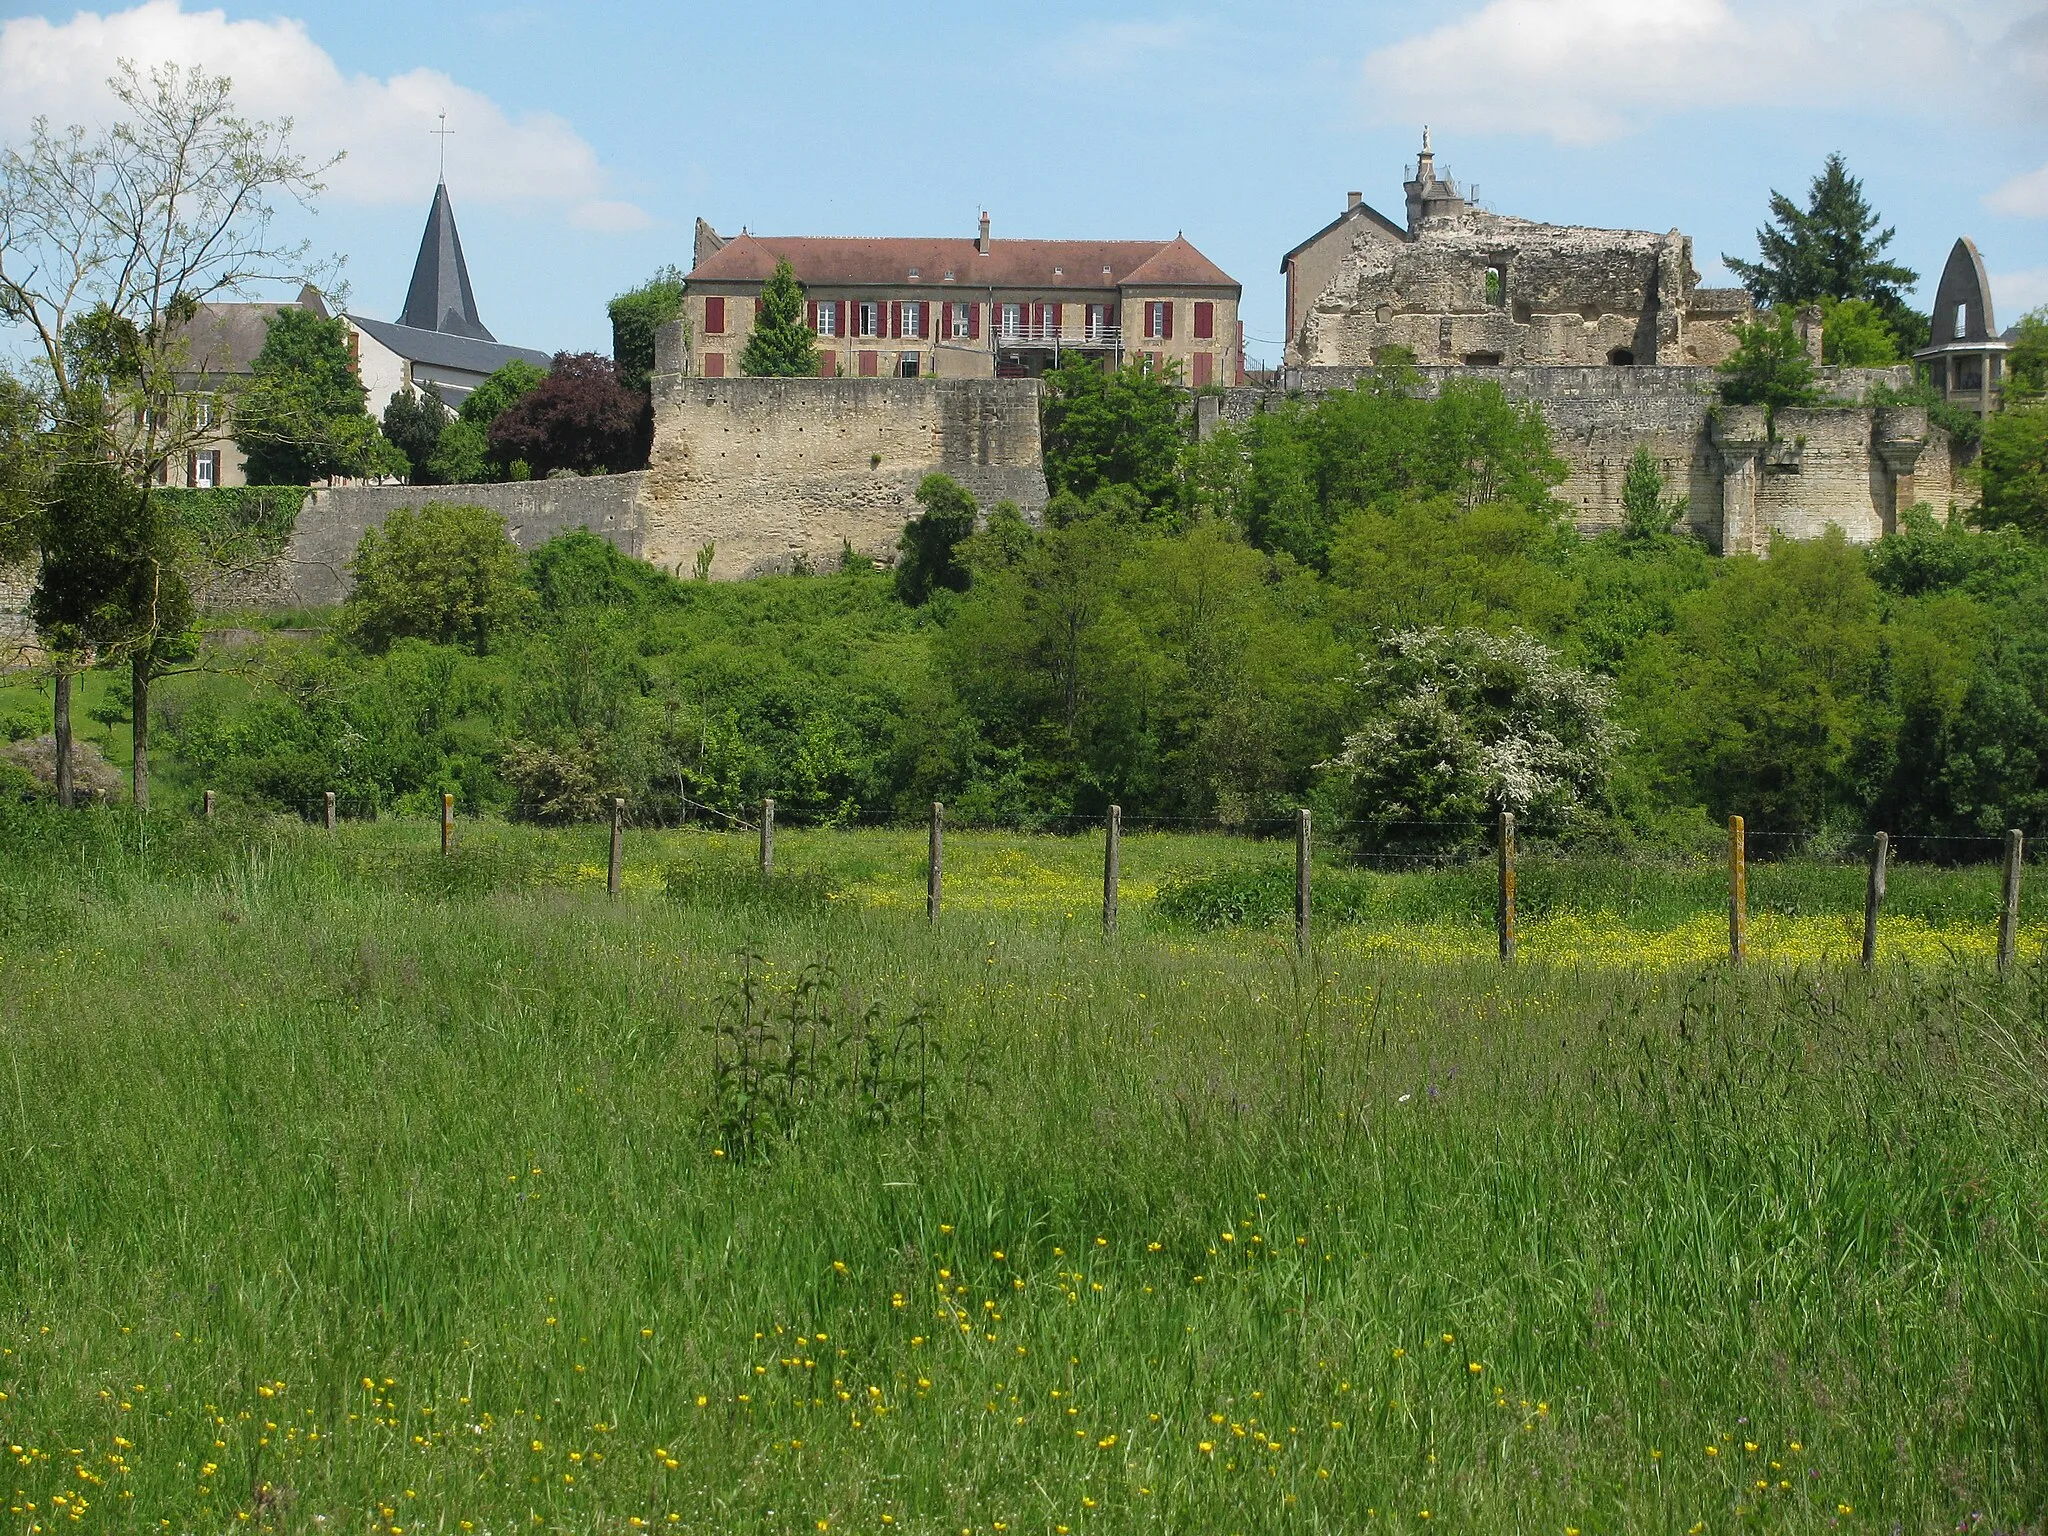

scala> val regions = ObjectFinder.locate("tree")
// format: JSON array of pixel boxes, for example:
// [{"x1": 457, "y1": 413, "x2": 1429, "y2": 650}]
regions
[
  {"x1": 1040, "y1": 355, "x2": 1186, "y2": 514},
  {"x1": 487, "y1": 353, "x2": 648, "y2": 476},
  {"x1": 1977, "y1": 405, "x2": 2048, "y2": 539},
  {"x1": 235, "y1": 307, "x2": 402, "y2": 484},
  {"x1": 1723, "y1": 153, "x2": 1919, "y2": 320},
  {"x1": 382, "y1": 386, "x2": 450, "y2": 483},
  {"x1": 1820, "y1": 297, "x2": 1901, "y2": 367},
  {"x1": 1323, "y1": 626, "x2": 1627, "y2": 856},
  {"x1": 343, "y1": 502, "x2": 532, "y2": 654},
  {"x1": 1619, "y1": 447, "x2": 1687, "y2": 542},
  {"x1": 739, "y1": 260, "x2": 818, "y2": 378},
  {"x1": 895, "y1": 473, "x2": 978, "y2": 604},
  {"x1": 461, "y1": 359, "x2": 549, "y2": 430},
  {"x1": 609, "y1": 267, "x2": 686, "y2": 393},
  {"x1": 0, "y1": 61, "x2": 337, "y2": 805},
  {"x1": 2004, "y1": 307, "x2": 2048, "y2": 404},
  {"x1": 1717, "y1": 310, "x2": 1820, "y2": 415}
]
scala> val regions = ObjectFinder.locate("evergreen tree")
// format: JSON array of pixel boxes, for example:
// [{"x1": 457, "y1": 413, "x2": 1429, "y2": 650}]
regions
[
  {"x1": 1619, "y1": 447, "x2": 1686, "y2": 543},
  {"x1": 1717, "y1": 311, "x2": 1820, "y2": 415},
  {"x1": 382, "y1": 386, "x2": 450, "y2": 483},
  {"x1": 1723, "y1": 154, "x2": 1919, "y2": 321},
  {"x1": 236, "y1": 308, "x2": 404, "y2": 484},
  {"x1": 739, "y1": 260, "x2": 819, "y2": 377}
]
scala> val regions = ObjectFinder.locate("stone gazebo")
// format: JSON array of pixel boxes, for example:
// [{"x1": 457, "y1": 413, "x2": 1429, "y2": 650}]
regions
[{"x1": 1915, "y1": 237, "x2": 2010, "y2": 417}]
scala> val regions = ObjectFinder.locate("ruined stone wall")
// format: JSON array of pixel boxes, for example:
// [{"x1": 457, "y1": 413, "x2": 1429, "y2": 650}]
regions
[
  {"x1": 639, "y1": 367, "x2": 1048, "y2": 579},
  {"x1": 1203, "y1": 364, "x2": 1970, "y2": 551}
]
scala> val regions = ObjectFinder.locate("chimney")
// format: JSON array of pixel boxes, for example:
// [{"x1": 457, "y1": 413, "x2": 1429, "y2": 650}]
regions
[
  {"x1": 1346, "y1": 191, "x2": 1362, "y2": 211},
  {"x1": 977, "y1": 211, "x2": 990, "y2": 256}
]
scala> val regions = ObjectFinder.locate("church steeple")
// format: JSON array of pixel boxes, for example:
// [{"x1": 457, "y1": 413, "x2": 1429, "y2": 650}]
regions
[{"x1": 399, "y1": 181, "x2": 495, "y2": 341}]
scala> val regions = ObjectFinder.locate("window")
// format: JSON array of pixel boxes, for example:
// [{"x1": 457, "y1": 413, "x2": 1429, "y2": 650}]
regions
[
  {"x1": 194, "y1": 397, "x2": 215, "y2": 430},
  {"x1": 898, "y1": 352, "x2": 921, "y2": 379},
  {"x1": 1192, "y1": 352, "x2": 1213, "y2": 387},
  {"x1": 858, "y1": 350, "x2": 879, "y2": 377},
  {"x1": 704, "y1": 296, "x2": 726, "y2": 335},
  {"x1": 818, "y1": 353, "x2": 837, "y2": 378},
  {"x1": 190, "y1": 450, "x2": 219, "y2": 488},
  {"x1": 1485, "y1": 266, "x2": 1506, "y2": 306},
  {"x1": 1144, "y1": 300, "x2": 1173, "y2": 340},
  {"x1": 1462, "y1": 351, "x2": 1503, "y2": 367},
  {"x1": 1193, "y1": 301, "x2": 1215, "y2": 341},
  {"x1": 950, "y1": 303, "x2": 972, "y2": 339},
  {"x1": 858, "y1": 302, "x2": 880, "y2": 338},
  {"x1": 816, "y1": 301, "x2": 838, "y2": 337},
  {"x1": 1954, "y1": 301, "x2": 1968, "y2": 335},
  {"x1": 902, "y1": 301, "x2": 924, "y2": 340},
  {"x1": 1002, "y1": 303, "x2": 1023, "y2": 337},
  {"x1": 1087, "y1": 303, "x2": 1111, "y2": 340},
  {"x1": 703, "y1": 353, "x2": 725, "y2": 378},
  {"x1": 1607, "y1": 348, "x2": 1635, "y2": 366}
]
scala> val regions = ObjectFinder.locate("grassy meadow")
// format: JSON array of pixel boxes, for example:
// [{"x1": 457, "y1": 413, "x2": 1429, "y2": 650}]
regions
[{"x1": 2, "y1": 808, "x2": 2047, "y2": 1534}]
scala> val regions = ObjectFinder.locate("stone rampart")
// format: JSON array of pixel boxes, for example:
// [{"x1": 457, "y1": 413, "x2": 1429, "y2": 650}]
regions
[
  {"x1": 1200, "y1": 364, "x2": 1970, "y2": 552},
  {"x1": 638, "y1": 367, "x2": 1048, "y2": 579}
]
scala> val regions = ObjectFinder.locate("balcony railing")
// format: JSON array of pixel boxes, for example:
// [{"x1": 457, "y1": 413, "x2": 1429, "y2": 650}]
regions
[{"x1": 995, "y1": 324, "x2": 1122, "y2": 348}]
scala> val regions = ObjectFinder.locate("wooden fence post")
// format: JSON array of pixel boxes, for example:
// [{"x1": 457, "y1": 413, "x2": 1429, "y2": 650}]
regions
[
  {"x1": 1103, "y1": 804, "x2": 1121, "y2": 937},
  {"x1": 441, "y1": 793, "x2": 454, "y2": 857},
  {"x1": 1728, "y1": 815, "x2": 1747, "y2": 967},
  {"x1": 1498, "y1": 811, "x2": 1517, "y2": 964},
  {"x1": 1861, "y1": 832, "x2": 1888, "y2": 970},
  {"x1": 608, "y1": 798, "x2": 625, "y2": 898},
  {"x1": 1295, "y1": 808, "x2": 1312, "y2": 955},
  {"x1": 928, "y1": 802, "x2": 944, "y2": 924},
  {"x1": 1999, "y1": 829, "x2": 2025, "y2": 976},
  {"x1": 202, "y1": 789, "x2": 214, "y2": 819},
  {"x1": 324, "y1": 790, "x2": 336, "y2": 832},
  {"x1": 760, "y1": 798, "x2": 775, "y2": 875}
]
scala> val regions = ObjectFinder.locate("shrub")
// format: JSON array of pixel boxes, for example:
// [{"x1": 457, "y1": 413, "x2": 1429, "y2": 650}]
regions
[{"x1": 344, "y1": 503, "x2": 534, "y2": 653}]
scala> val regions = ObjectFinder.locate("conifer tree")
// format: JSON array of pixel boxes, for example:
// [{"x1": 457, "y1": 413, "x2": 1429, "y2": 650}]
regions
[
  {"x1": 740, "y1": 260, "x2": 819, "y2": 377},
  {"x1": 1723, "y1": 154, "x2": 1919, "y2": 320}
]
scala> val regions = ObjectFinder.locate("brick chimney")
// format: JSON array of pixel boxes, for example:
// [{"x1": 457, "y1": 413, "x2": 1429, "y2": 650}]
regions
[{"x1": 977, "y1": 211, "x2": 990, "y2": 256}]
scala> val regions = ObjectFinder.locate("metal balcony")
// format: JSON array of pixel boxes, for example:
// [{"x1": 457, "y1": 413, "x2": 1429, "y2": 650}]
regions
[{"x1": 995, "y1": 324, "x2": 1122, "y2": 348}]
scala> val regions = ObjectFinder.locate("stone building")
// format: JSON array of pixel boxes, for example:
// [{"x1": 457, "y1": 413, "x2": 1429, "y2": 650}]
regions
[
  {"x1": 683, "y1": 215, "x2": 1242, "y2": 385},
  {"x1": 1282, "y1": 130, "x2": 1753, "y2": 370},
  {"x1": 157, "y1": 285, "x2": 331, "y2": 489},
  {"x1": 1914, "y1": 237, "x2": 2011, "y2": 418}
]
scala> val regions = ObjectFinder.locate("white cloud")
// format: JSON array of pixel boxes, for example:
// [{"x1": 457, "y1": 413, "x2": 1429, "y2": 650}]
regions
[
  {"x1": 1360, "y1": 0, "x2": 1974, "y2": 145},
  {"x1": 0, "y1": 0, "x2": 647, "y2": 224},
  {"x1": 1991, "y1": 264, "x2": 2048, "y2": 318},
  {"x1": 1989, "y1": 166, "x2": 2048, "y2": 217},
  {"x1": 570, "y1": 199, "x2": 657, "y2": 233}
]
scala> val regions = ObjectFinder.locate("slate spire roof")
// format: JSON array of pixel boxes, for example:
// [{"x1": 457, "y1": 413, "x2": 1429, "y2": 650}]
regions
[{"x1": 399, "y1": 181, "x2": 496, "y2": 341}]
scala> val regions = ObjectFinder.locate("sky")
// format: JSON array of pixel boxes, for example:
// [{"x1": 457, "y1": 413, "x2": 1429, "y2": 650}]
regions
[{"x1": 3, "y1": 0, "x2": 2047, "y2": 368}]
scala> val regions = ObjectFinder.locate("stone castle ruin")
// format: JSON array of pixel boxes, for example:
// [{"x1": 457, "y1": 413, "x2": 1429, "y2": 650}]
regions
[{"x1": 1283, "y1": 129, "x2": 1756, "y2": 371}]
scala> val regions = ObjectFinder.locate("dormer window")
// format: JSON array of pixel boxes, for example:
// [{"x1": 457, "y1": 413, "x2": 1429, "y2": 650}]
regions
[{"x1": 908, "y1": 267, "x2": 921, "y2": 280}]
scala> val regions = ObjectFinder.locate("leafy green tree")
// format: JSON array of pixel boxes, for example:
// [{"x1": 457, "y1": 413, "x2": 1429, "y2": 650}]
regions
[
  {"x1": 895, "y1": 473, "x2": 977, "y2": 605},
  {"x1": 1620, "y1": 529, "x2": 1890, "y2": 832},
  {"x1": 1324, "y1": 627, "x2": 1626, "y2": 855},
  {"x1": 236, "y1": 307, "x2": 403, "y2": 484},
  {"x1": 1328, "y1": 497, "x2": 1581, "y2": 639},
  {"x1": 1977, "y1": 404, "x2": 2048, "y2": 539},
  {"x1": 344, "y1": 502, "x2": 534, "y2": 653},
  {"x1": 1619, "y1": 446, "x2": 1688, "y2": 542},
  {"x1": 382, "y1": 386, "x2": 450, "y2": 483},
  {"x1": 1040, "y1": 354, "x2": 1186, "y2": 514},
  {"x1": 2004, "y1": 307, "x2": 2048, "y2": 403},
  {"x1": 1717, "y1": 310, "x2": 1820, "y2": 415},
  {"x1": 740, "y1": 260, "x2": 818, "y2": 377},
  {"x1": 460, "y1": 359, "x2": 548, "y2": 429},
  {"x1": 426, "y1": 419, "x2": 495, "y2": 485},
  {"x1": 1723, "y1": 153, "x2": 1919, "y2": 320},
  {"x1": 609, "y1": 267, "x2": 686, "y2": 393},
  {"x1": 1820, "y1": 297, "x2": 1901, "y2": 367}
]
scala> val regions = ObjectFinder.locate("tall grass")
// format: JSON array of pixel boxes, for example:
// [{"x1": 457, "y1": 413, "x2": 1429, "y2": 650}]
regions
[{"x1": 0, "y1": 808, "x2": 2044, "y2": 1532}]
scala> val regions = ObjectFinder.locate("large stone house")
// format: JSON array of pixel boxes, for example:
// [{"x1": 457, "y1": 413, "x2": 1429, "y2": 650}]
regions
[
  {"x1": 683, "y1": 216, "x2": 1242, "y2": 385},
  {"x1": 1281, "y1": 130, "x2": 1753, "y2": 370},
  {"x1": 158, "y1": 285, "x2": 329, "y2": 489}
]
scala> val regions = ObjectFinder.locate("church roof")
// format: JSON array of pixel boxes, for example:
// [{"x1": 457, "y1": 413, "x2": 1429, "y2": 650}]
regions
[
  {"x1": 400, "y1": 181, "x2": 496, "y2": 340},
  {"x1": 345, "y1": 313, "x2": 550, "y2": 376},
  {"x1": 687, "y1": 230, "x2": 1238, "y2": 292}
]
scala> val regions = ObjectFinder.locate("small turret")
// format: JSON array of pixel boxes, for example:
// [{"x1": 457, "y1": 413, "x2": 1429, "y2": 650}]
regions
[{"x1": 1404, "y1": 126, "x2": 1466, "y2": 233}]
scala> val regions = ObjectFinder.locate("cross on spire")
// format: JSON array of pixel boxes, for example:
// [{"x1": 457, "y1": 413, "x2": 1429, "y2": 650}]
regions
[{"x1": 432, "y1": 112, "x2": 454, "y2": 182}]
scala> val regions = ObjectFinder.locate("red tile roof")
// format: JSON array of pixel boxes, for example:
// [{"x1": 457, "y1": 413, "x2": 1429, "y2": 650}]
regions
[{"x1": 688, "y1": 230, "x2": 1237, "y2": 292}]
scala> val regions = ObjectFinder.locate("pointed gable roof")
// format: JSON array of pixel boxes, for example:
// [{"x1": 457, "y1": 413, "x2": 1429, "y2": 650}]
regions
[
  {"x1": 1929, "y1": 237, "x2": 1997, "y2": 345},
  {"x1": 1119, "y1": 235, "x2": 1238, "y2": 289},
  {"x1": 400, "y1": 182, "x2": 496, "y2": 341}
]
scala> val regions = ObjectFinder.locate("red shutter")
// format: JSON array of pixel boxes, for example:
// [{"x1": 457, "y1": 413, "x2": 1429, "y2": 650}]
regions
[
  {"x1": 704, "y1": 353, "x2": 725, "y2": 378},
  {"x1": 807, "y1": 301, "x2": 817, "y2": 331},
  {"x1": 1049, "y1": 302, "x2": 1062, "y2": 336},
  {"x1": 1163, "y1": 301, "x2": 1175, "y2": 340},
  {"x1": 754, "y1": 297, "x2": 764, "y2": 320},
  {"x1": 1193, "y1": 352, "x2": 1213, "y2": 388},
  {"x1": 1194, "y1": 301, "x2": 1214, "y2": 340},
  {"x1": 969, "y1": 302, "x2": 981, "y2": 340},
  {"x1": 915, "y1": 302, "x2": 927, "y2": 340},
  {"x1": 705, "y1": 297, "x2": 725, "y2": 335},
  {"x1": 819, "y1": 353, "x2": 835, "y2": 378}
]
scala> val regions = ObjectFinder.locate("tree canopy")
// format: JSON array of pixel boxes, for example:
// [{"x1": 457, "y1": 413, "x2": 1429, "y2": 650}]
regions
[
  {"x1": 236, "y1": 307, "x2": 402, "y2": 485},
  {"x1": 1722, "y1": 153, "x2": 1919, "y2": 317},
  {"x1": 487, "y1": 353, "x2": 648, "y2": 477},
  {"x1": 740, "y1": 260, "x2": 819, "y2": 378},
  {"x1": 609, "y1": 267, "x2": 686, "y2": 393}
]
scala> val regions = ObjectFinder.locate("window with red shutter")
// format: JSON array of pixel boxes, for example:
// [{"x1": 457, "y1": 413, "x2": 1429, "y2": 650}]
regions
[
  {"x1": 819, "y1": 353, "x2": 836, "y2": 378},
  {"x1": 858, "y1": 350, "x2": 879, "y2": 377},
  {"x1": 807, "y1": 301, "x2": 817, "y2": 332},
  {"x1": 754, "y1": 297, "x2": 763, "y2": 320},
  {"x1": 705, "y1": 297, "x2": 726, "y2": 335},
  {"x1": 704, "y1": 353, "x2": 725, "y2": 377},
  {"x1": 1162, "y1": 301, "x2": 1174, "y2": 340},
  {"x1": 1192, "y1": 352, "x2": 1213, "y2": 387},
  {"x1": 1194, "y1": 301, "x2": 1214, "y2": 340}
]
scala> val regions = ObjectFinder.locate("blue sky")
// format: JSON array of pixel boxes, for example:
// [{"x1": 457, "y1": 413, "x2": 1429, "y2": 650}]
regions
[{"x1": 4, "y1": 0, "x2": 2048, "y2": 366}]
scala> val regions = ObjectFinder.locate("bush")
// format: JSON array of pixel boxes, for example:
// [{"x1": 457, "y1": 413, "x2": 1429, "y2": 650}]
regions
[
  {"x1": 344, "y1": 503, "x2": 534, "y2": 654},
  {"x1": 487, "y1": 353, "x2": 649, "y2": 477}
]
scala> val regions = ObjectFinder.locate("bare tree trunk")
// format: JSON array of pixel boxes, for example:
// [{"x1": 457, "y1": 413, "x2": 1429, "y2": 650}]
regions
[
  {"x1": 131, "y1": 652, "x2": 149, "y2": 811},
  {"x1": 53, "y1": 664, "x2": 73, "y2": 809}
]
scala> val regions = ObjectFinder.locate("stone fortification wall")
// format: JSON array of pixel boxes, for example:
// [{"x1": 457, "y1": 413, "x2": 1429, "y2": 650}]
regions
[
  {"x1": 265, "y1": 474, "x2": 650, "y2": 606},
  {"x1": 638, "y1": 365, "x2": 1048, "y2": 579},
  {"x1": 1199, "y1": 363, "x2": 1970, "y2": 553}
]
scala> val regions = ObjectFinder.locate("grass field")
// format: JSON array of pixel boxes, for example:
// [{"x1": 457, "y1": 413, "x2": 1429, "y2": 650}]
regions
[{"x1": 3, "y1": 809, "x2": 2047, "y2": 1534}]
